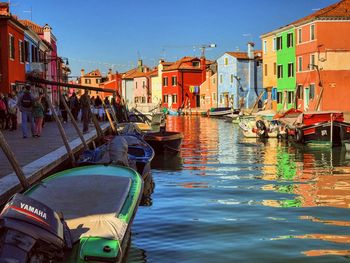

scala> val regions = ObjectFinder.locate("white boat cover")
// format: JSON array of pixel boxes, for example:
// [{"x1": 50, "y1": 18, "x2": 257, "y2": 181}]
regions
[{"x1": 29, "y1": 174, "x2": 131, "y2": 242}]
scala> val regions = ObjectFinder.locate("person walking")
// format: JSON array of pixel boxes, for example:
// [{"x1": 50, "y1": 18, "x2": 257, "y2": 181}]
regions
[
  {"x1": 59, "y1": 94, "x2": 68, "y2": 123},
  {"x1": 0, "y1": 93, "x2": 7, "y2": 130},
  {"x1": 32, "y1": 96, "x2": 44, "y2": 137},
  {"x1": 7, "y1": 92, "x2": 18, "y2": 131},
  {"x1": 17, "y1": 85, "x2": 35, "y2": 138},
  {"x1": 80, "y1": 89, "x2": 91, "y2": 133},
  {"x1": 69, "y1": 92, "x2": 80, "y2": 121}
]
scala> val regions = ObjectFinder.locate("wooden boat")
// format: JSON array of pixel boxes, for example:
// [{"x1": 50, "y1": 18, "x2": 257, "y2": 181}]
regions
[
  {"x1": 144, "y1": 131, "x2": 183, "y2": 154},
  {"x1": 289, "y1": 111, "x2": 350, "y2": 146},
  {"x1": 207, "y1": 107, "x2": 233, "y2": 117},
  {"x1": 0, "y1": 165, "x2": 143, "y2": 262},
  {"x1": 224, "y1": 113, "x2": 240, "y2": 123}
]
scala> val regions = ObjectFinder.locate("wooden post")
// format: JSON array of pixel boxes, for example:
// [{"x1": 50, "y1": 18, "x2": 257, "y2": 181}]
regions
[
  {"x1": 330, "y1": 113, "x2": 333, "y2": 147},
  {"x1": 249, "y1": 91, "x2": 265, "y2": 115},
  {"x1": 315, "y1": 86, "x2": 324, "y2": 111},
  {"x1": 89, "y1": 106, "x2": 103, "y2": 138},
  {"x1": 102, "y1": 101, "x2": 116, "y2": 134},
  {"x1": 44, "y1": 89, "x2": 76, "y2": 166},
  {"x1": 59, "y1": 93, "x2": 89, "y2": 151},
  {"x1": 0, "y1": 131, "x2": 29, "y2": 190}
]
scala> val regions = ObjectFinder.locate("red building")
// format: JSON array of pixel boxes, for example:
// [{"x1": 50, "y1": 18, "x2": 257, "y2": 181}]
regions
[
  {"x1": 0, "y1": 3, "x2": 26, "y2": 94},
  {"x1": 295, "y1": 0, "x2": 350, "y2": 112},
  {"x1": 162, "y1": 56, "x2": 206, "y2": 109},
  {"x1": 99, "y1": 69, "x2": 122, "y2": 98}
]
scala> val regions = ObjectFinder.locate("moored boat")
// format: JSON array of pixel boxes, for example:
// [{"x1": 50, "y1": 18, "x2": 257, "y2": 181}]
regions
[
  {"x1": 289, "y1": 111, "x2": 350, "y2": 146},
  {"x1": 207, "y1": 107, "x2": 234, "y2": 117},
  {"x1": 0, "y1": 165, "x2": 143, "y2": 262},
  {"x1": 144, "y1": 131, "x2": 183, "y2": 154}
]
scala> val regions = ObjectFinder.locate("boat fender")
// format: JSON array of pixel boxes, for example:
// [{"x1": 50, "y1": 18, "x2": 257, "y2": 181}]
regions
[{"x1": 295, "y1": 128, "x2": 303, "y2": 143}]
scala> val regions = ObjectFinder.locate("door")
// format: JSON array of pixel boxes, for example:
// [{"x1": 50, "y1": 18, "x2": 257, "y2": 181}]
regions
[
  {"x1": 196, "y1": 94, "x2": 200, "y2": 108},
  {"x1": 168, "y1": 95, "x2": 173, "y2": 108},
  {"x1": 304, "y1": 88, "x2": 309, "y2": 110}
]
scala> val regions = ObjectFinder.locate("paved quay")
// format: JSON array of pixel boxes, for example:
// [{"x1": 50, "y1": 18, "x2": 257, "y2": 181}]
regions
[{"x1": 0, "y1": 120, "x2": 110, "y2": 205}]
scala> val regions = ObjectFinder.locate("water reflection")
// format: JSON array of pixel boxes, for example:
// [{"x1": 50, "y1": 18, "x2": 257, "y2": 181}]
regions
[
  {"x1": 140, "y1": 174, "x2": 155, "y2": 207},
  {"x1": 151, "y1": 153, "x2": 183, "y2": 171}
]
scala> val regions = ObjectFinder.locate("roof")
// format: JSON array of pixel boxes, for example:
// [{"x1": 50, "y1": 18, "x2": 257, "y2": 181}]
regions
[
  {"x1": 84, "y1": 69, "x2": 102, "y2": 78},
  {"x1": 261, "y1": 0, "x2": 350, "y2": 37},
  {"x1": 292, "y1": 0, "x2": 350, "y2": 26},
  {"x1": 164, "y1": 56, "x2": 202, "y2": 71},
  {"x1": 148, "y1": 69, "x2": 158, "y2": 77},
  {"x1": 226, "y1": 52, "x2": 249, "y2": 60},
  {"x1": 19, "y1": 19, "x2": 43, "y2": 34}
]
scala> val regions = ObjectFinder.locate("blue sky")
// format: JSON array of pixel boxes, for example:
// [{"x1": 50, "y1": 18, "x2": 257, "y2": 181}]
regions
[{"x1": 11, "y1": 0, "x2": 337, "y2": 77}]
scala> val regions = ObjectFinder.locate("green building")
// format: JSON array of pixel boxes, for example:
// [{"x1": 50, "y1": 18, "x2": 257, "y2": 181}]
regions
[{"x1": 276, "y1": 26, "x2": 296, "y2": 111}]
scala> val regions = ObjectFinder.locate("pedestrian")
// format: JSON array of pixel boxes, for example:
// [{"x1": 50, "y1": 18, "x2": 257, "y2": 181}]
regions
[
  {"x1": 32, "y1": 96, "x2": 44, "y2": 137},
  {"x1": 0, "y1": 93, "x2": 7, "y2": 130},
  {"x1": 40, "y1": 92, "x2": 49, "y2": 126},
  {"x1": 3, "y1": 93, "x2": 10, "y2": 130},
  {"x1": 69, "y1": 92, "x2": 80, "y2": 121},
  {"x1": 80, "y1": 89, "x2": 91, "y2": 133},
  {"x1": 17, "y1": 85, "x2": 35, "y2": 138},
  {"x1": 7, "y1": 92, "x2": 18, "y2": 131},
  {"x1": 59, "y1": 94, "x2": 68, "y2": 123}
]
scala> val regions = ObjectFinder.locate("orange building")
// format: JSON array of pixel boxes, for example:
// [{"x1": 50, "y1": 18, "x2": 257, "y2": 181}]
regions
[
  {"x1": 294, "y1": 0, "x2": 350, "y2": 113},
  {"x1": 79, "y1": 69, "x2": 104, "y2": 98}
]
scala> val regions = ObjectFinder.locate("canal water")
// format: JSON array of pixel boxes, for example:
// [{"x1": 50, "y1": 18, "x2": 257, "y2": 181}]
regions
[{"x1": 127, "y1": 116, "x2": 350, "y2": 263}]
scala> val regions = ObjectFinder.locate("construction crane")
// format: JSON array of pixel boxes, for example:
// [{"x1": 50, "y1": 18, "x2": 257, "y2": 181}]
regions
[{"x1": 162, "y1": 43, "x2": 217, "y2": 58}]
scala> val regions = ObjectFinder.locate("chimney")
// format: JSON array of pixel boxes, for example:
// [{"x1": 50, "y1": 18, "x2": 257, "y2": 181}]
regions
[
  {"x1": 80, "y1": 69, "x2": 85, "y2": 76},
  {"x1": 108, "y1": 68, "x2": 112, "y2": 81},
  {"x1": 248, "y1": 42, "x2": 255, "y2": 59},
  {"x1": 43, "y1": 24, "x2": 52, "y2": 43},
  {"x1": 137, "y1": 59, "x2": 143, "y2": 72},
  {"x1": 0, "y1": 3, "x2": 10, "y2": 16}
]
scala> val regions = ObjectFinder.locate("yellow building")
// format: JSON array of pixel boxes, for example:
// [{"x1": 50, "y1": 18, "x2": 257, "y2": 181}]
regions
[
  {"x1": 79, "y1": 69, "x2": 104, "y2": 98},
  {"x1": 150, "y1": 60, "x2": 173, "y2": 104},
  {"x1": 260, "y1": 33, "x2": 277, "y2": 110}
]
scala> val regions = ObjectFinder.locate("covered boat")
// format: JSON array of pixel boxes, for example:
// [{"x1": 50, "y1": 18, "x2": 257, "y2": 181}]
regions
[
  {"x1": 290, "y1": 111, "x2": 350, "y2": 146},
  {"x1": 0, "y1": 165, "x2": 143, "y2": 262}
]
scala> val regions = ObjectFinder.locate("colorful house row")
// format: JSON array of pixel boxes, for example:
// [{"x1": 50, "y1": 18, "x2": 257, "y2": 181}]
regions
[
  {"x1": 0, "y1": 2, "x2": 66, "y2": 103},
  {"x1": 261, "y1": 0, "x2": 350, "y2": 112}
]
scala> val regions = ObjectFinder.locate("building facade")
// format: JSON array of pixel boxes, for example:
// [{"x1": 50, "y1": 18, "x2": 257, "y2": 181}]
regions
[{"x1": 199, "y1": 63, "x2": 217, "y2": 110}]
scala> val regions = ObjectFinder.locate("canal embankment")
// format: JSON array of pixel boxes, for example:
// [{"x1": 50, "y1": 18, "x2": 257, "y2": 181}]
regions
[{"x1": 0, "y1": 121, "x2": 111, "y2": 205}]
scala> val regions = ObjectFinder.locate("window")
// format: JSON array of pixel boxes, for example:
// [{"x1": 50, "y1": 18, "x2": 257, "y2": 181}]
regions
[
  {"x1": 264, "y1": 64, "x2": 268, "y2": 76},
  {"x1": 298, "y1": 57, "x2": 303, "y2": 72},
  {"x1": 273, "y1": 62, "x2": 277, "y2": 75},
  {"x1": 288, "y1": 63, "x2": 294, "y2": 77},
  {"x1": 276, "y1": 36, "x2": 282, "y2": 50},
  {"x1": 172, "y1": 94, "x2": 177, "y2": 103},
  {"x1": 224, "y1": 57, "x2": 228, "y2": 66},
  {"x1": 297, "y1": 85, "x2": 303, "y2": 100},
  {"x1": 136, "y1": 82, "x2": 138, "y2": 89},
  {"x1": 309, "y1": 84, "x2": 315, "y2": 99},
  {"x1": 192, "y1": 61, "x2": 200, "y2": 67},
  {"x1": 96, "y1": 79, "x2": 101, "y2": 84},
  {"x1": 163, "y1": 94, "x2": 168, "y2": 103},
  {"x1": 9, "y1": 34, "x2": 15, "y2": 59},
  {"x1": 230, "y1": 74, "x2": 234, "y2": 84},
  {"x1": 273, "y1": 37, "x2": 276, "y2": 51},
  {"x1": 19, "y1": 40, "x2": 24, "y2": 63},
  {"x1": 141, "y1": 97, "x2": 146, "y2": 103},
  {"x1": 212, "y1": 92, "x2": 216, "y2": 101},
  {"x1": 171, "y1": 76, "x2": 177, "y2": 86},
  {"x1": 310, "y1": 54, "x2": 315, "y2": 70},
  {"x1": 310, "y1": 24, "x2": 315, "y2": 41},
  {"x1": 163, "y1": 77, "x2": 168, "y2": 86},
  {"x1": 142, "y1": 81, "x2": 145, "y2": 88},
  {"x1": 287, "y1": 33, "x2": 293, "y2": 48},
  {"x1": 263, "y1": 40, "x2": 267, "y2": 54},
  {"x1": 85, "y1": 79, "x2": 91, "y2": 84},
  {"x1": 219, "y1": 74, "x2": 223, "y2": 84},
  {"x1": 277, "y1": 65, "x2": 283, "y2": 78},
  {"x1": 288, "y1": 91, "x2": 294, "y2": 104},
  {"x1": 24, "y1": 40, "x2": 29, "y2": 62},
  {"x1": 298, "y1": 28, "x2": 302, "y2": 44},
  {"x1": 277, "y1": 92, "x2": 283, "y2": 104}
]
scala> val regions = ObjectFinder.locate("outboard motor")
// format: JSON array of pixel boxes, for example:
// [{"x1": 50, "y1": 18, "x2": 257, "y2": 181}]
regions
[{"x1": 0, "y1": 193, "x2": 71, "y2": 262}]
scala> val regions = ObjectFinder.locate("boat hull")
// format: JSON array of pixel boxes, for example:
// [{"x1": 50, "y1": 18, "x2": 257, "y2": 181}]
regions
[
  {"x1": 208, "y1": 107, "x2": 233, "y2": 117},
  {"x1": 296, "y1": 121, "x2": 350, "y2": 146},
  {"x1": 144, "y1": 131, "x2": 183, "y2": 154}
]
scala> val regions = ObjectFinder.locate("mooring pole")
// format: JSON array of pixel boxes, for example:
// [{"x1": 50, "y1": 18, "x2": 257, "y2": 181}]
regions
[
  {"x1": 89, "y1": 106, "x2": 103, "y2": 138},
  {"x1": 102, "y1": 101, "x2": 116, "y2": 134},
  {"x1": 59, "y1": 93, "x2": 88, "y2": 151},
  {"x1": 0, "y1": 131, "x2": 29, "y2": 189},
  {"x1": 44, "y1": 88, "x2": 76, "y2": 167}
]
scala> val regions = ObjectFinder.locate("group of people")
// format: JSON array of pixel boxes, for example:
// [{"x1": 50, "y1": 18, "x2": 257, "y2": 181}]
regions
[{"x1": 0, "y1": 85, "x2": 129, "y2": 138}]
